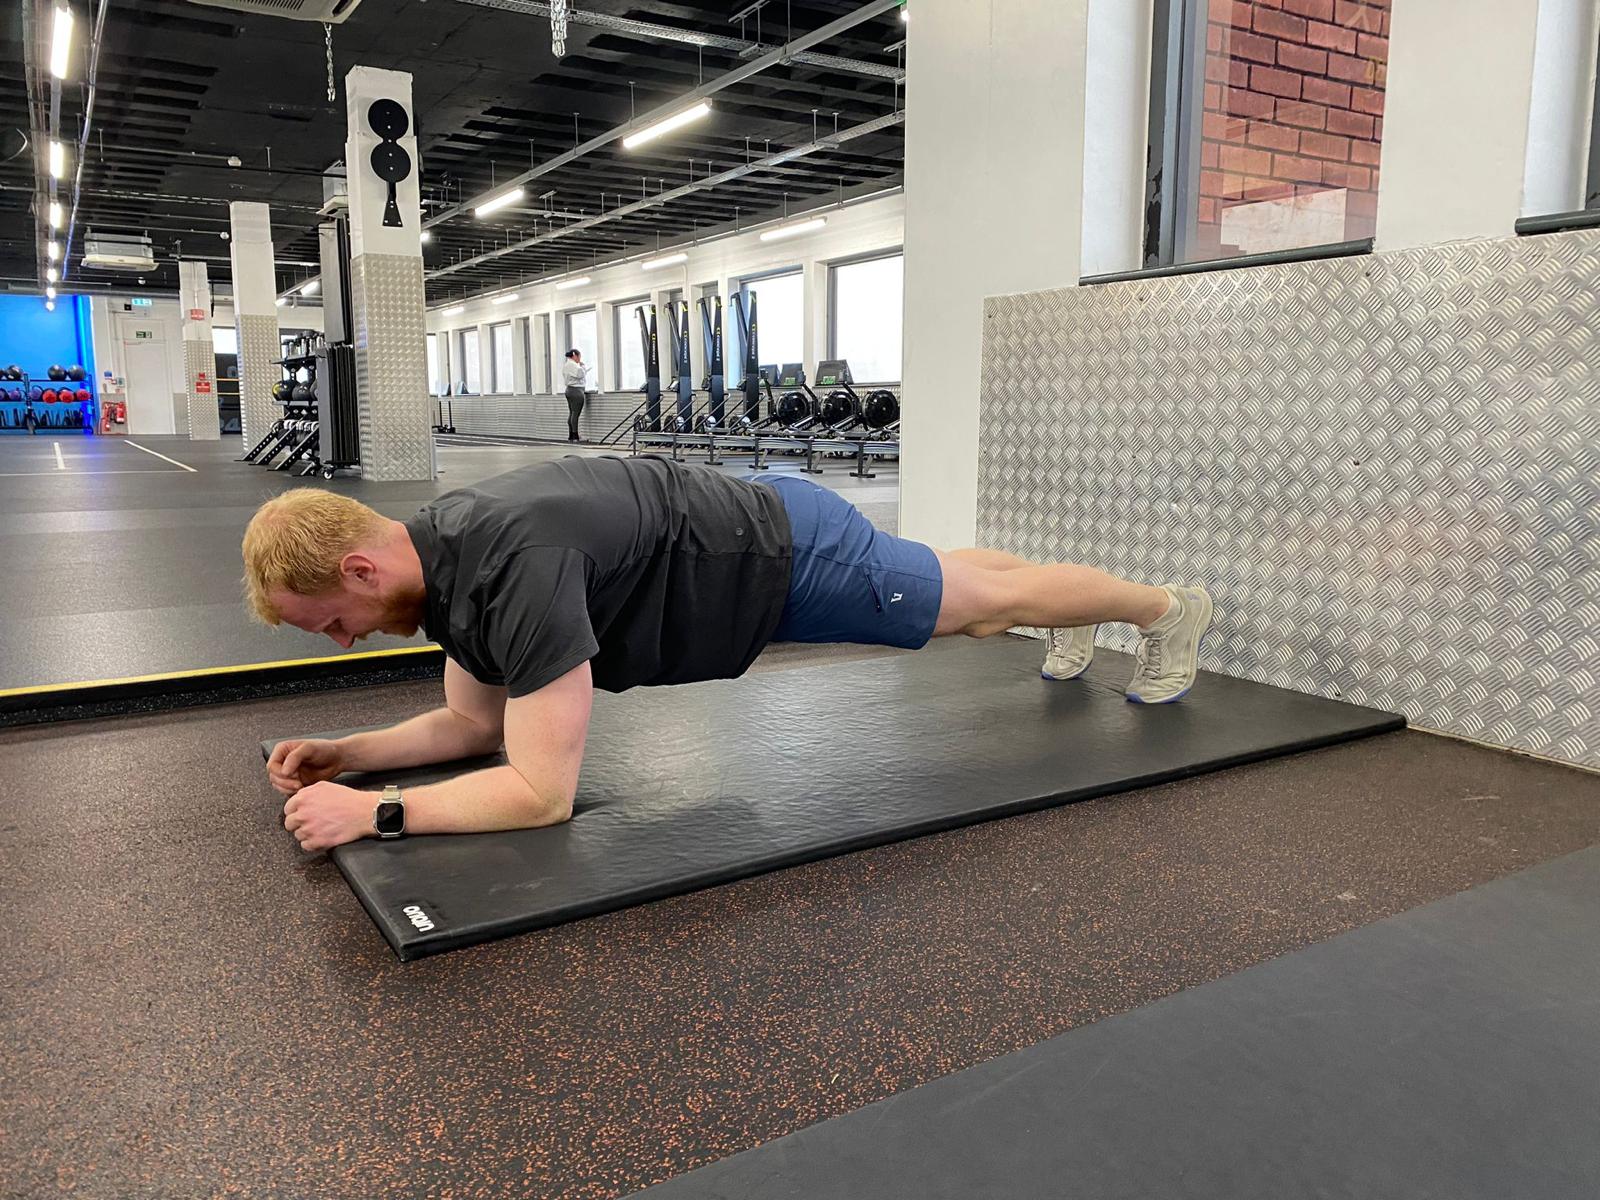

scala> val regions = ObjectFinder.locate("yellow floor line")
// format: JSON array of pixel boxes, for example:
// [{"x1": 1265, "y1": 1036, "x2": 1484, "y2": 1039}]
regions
[{"x1": 0, "y1": 645, "x2": 442, "y2": 700}]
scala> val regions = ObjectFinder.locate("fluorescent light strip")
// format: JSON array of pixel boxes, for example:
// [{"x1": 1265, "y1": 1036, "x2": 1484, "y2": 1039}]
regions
[
  {"x1": 491, "y1": 292, "x2": 520, "y2": 305},
  {"x1": 900, "y1": 6, "x2": 908, "y2": 20},
  {"x1": 45, "y1": 300, "x2": 55, "y2": 311},
  {"x1": 274, "y1": 297, "x2": 288, "y2": 307},
  {"x1": 299, "y1": 279, "x2": 320, "y2": 296},
  {"x1": 420, "y1": 229, "x2": 432, "y2": 243},
  {"x1": 555, "y1": 276, "x2": 592, "y2": 291},
  {"x1": 46, "y1": 267, "x2": 59, "y2": 282},
  {"x1": 622, "y1": 101, "x2": 713, "y2": 150},
  {"x1": 759, "y1": 216, "x2": 827, "y2": 243},
  {"x1": 48, "y1": 140, "x2": 65, "y2": 179},
  {"x1": 46, "y1": 286, "x2": 57, "y2": 300},
  {"x1": 441, "y1": 305, "x2": 466, "y2": 317},
  {"x1": 50, "y1": 5, "x2": 73, "y2": 79},
  {"x1": 474, "y1": 187, "x2": 525, "y2": 218},
  {"x1": 642, "y1": 252, "x2": 689, "y2": 271},
  {"x1": 48, "y1": 202, "x2": 62, "y2": 230},
  {"x1": 46, "y1": 240, "x2": 60, "y2": 261}
]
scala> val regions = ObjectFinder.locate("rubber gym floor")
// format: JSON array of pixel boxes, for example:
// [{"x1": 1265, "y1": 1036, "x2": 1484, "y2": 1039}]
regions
[{"x1": 3, "y1": 434, "x2": 1597, "y2": 1198}]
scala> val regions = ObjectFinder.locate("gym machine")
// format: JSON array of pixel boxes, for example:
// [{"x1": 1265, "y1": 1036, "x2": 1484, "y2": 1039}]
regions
[
  {"x1": 637, "y1": 304, "x2": 663, "y2": 433},
  {"x1": 698, "y1": 295, "x2": 725, "y2": 432}
]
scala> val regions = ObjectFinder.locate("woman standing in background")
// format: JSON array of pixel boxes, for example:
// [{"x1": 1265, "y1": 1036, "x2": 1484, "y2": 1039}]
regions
[{"x1": 562, "y1": 349, "x2": 589, "y2": 443}]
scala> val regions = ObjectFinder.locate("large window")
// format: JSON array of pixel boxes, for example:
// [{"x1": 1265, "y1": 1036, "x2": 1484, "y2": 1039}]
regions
[
  {"x1": 426, "y1": 332, "x2": 441, "y2": 396},
  {"x1": 490, "y1": 321, "x2": 514, "y2": 394},
  {"x1": 457, "y1": 328, "x2": 481, "y2": 395},
  {"x1": 830, "y1": 254, "x2": 903, "y2": 383},
  {"x1": 564, "y1": 309, "x2": 598, "y2": 388},
  {"x1": 1146, "y1": 0, "x2": 1391, "y2": 268},
  {"x1": 538, "y1": 314, "x2": 552, "y2": 392},
  {"x1": 614, "y1": 297, "x2": 651, "y2": 392},
  {"x1": 734, "y1": 270, "x2": 803, "y2": 385}
]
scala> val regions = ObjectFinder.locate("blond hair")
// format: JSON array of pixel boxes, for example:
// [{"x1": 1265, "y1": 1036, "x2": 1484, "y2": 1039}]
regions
[{"x1": 242, "y1": 489, "x2": 389, "y2": 625}]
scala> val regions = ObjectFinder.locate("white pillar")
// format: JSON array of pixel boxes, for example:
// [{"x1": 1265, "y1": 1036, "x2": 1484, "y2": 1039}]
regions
[
  {"x1": 803, "y1": 258, "x2": 829, "y2": 372},
  {"x1": 1376, "y1": 0, "x2": 1543, "y2": 249},
  {"x1": 1522, "y1": 0, "x2": 1600, "y2": 217},
  {"x1": 900, "y1": 0, "x2": 1092, "y2": 548},
  {"x1": 344, "y1": 65, "x2": 432, "y2": 480},
  {"x1": 228, "y1": 202, "x2": 280, "y2": 448},
  {"x1": 178, "y1": 260, "x2": 220, "y2": 442}
]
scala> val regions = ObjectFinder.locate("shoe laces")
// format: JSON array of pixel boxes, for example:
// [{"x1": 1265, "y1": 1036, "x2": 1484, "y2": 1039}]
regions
[
  {"x1": 1048, "y1": 628, "x2": 1069, "y2": 657},
  {"x1": 1136, "y1": 632, "x2": 1165, "y2": 678}
]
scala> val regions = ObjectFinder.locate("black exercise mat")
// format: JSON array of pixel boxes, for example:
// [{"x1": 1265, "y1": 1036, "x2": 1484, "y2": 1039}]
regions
[
  {"x1": 261, "y1": 638, "x2": 1403, "y2": 960},
  {"x1": 635, "y1": 845, "x2": 1600, "y2": 1200}
]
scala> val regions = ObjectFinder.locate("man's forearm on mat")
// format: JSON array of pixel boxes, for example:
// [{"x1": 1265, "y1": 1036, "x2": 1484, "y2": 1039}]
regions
[
  {"x1": 336, "y1": 707, "x2": 502, "y2": 772},
  {"x1": 402, "y1": 764, "x2": 572, "y2": 834}
]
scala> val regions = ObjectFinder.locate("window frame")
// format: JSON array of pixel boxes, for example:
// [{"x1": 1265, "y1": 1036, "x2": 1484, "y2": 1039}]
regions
[
  {"x1": 1137, "y1": 0, "x2": 1383, "y2": 276},
  {"x1": 612, "y1": 295, "x2": 652, "y2": 394},
  {"x1": 457, "y1": 327, "x2": 481, "y2": 395},
  {"x1": 562, "y1": 307, "x2": 599, "y2": 387},
  {"x1": 826, "y1": 249, "x2": 905, "y2": 385},
  {"x1": 732, "y1": 266, "x2": 803, "y2": 386},
  {"x1": 489, "y1": 320, "x2": 514, "y2": 394}
]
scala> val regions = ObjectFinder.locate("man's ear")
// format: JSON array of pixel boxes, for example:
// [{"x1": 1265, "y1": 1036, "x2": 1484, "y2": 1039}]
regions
[{"x1": 339, "y1": 552, "x2": 380, "y2": 588}]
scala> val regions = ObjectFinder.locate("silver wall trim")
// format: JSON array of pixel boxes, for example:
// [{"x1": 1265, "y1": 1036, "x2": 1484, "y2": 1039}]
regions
[{"x1": 978, "y1": 228, "x2": 1600, "y2": 769}]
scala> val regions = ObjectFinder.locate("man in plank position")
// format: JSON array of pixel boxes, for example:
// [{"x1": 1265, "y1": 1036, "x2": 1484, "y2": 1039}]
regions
[{"x1": 244, "y1": 456, "x2": 1212, "y2": 852}]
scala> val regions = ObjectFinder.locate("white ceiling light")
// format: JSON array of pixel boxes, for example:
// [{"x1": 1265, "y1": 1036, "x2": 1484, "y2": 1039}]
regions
[
  {"x1": 48, "y1": 201, "x2": 63, "y2": 230},
  {"x1": 46, "y1": 285, "x2": 57, "y2": 300},
  {"x1": 45, "y1": 300, "x2": 56, "y2": 311},
  {"x1": 274, "y1": 297, "x2": 288, "y2": 307},
  {"x1": 48, "y1": 140, "x2": 66, "y2": 179},
  {"x1": 46, "y1": 266, "x2": 59, "y2": 282},
  {"x1": 474, "y1": 187, "x2": 525, "y2": 218},
  {"x1": 299, "y1": 279, "x2": 320, "y2": 295},
  {"x1": 642, "y1": 252, "x2": 689, "y2": 270},
  {"x1": 900, "y1": 6, "x2": 908, "y2": 20},
  {"x1": 441, "y1": 304, "x2": 467, "y2": 317},
  {"x1": 555, "y1": 276, "x2": 592, "y2": 291},
  {"x1": 622, "y1": 101, "x2": 712, "y2": 150},
  {"x1": 46, "y1": 240, "x2": 61, "y2": 261},
  {"x1": 420, "y1": 229, "x2": 433, "y2": 243},
  {"x1": 759, "y1": 216, "x2": 827, "y2": 243},
  {"x1": 50, "y1": 5, "x2": 74, "y2": 80},
  {"x1": 491, "y1": 292, "x2": 520, "y2": 305}
]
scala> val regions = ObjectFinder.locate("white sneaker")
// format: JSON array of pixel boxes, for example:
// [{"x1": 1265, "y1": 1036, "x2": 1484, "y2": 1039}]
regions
[
  {"x1": 1126, "y1": 586, "x2": 1214, "y2": 704},
  {"x1": 1042, "y1": 625, "x2": 1097, "y2": 680}
]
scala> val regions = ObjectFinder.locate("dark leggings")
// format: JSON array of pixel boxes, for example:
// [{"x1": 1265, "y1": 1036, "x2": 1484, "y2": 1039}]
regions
[{"x1": 565, "y1": 386, "x2": 585, "y2": 440}]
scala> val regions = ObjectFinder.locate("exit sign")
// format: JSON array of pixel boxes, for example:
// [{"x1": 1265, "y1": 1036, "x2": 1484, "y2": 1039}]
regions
[
  {"x1": 134, "y1": 330, "x2": 154, "y2": 340},
  {"x1": 131, "y1": 298, "x2": 153, "y2": 307}
]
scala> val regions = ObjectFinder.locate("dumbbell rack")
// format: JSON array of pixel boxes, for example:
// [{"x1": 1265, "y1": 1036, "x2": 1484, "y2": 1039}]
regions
[
  {"x1": 0, "y1": 369, "x2": 96, "y2": 436},
  {"x1": 240, "y1": 353, "x2": 325, "y2": 474}
]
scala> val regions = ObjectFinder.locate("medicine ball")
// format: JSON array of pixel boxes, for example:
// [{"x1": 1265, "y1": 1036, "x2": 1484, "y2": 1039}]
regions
[
  {"x1": 46, "y1": 365, "x2": 66, "y2": 382},
  {"x1": 271, "y1": 380, "x2": 292, "y2": 403},
  {"x1": 66, "y1": 364, "x2": 86, "y2": 382},
  {"x1": 863, "y1": 389, "x2": 899, "y2": 429},
  {"x1": 41, "y1": 388, "x2": 58, "y2": 404},
  {"x1": 291, "y1": 382, "x2": 316, "y2": 404},
  {"x1": 3, "y1": 366, "x2": 17, "y2": 381},
  {"x1": 28, "y1": 386, "x2": 43, "y2": 402},
  {"x1": 75, "y1": 388, "x2": 91, "y2": 403}
]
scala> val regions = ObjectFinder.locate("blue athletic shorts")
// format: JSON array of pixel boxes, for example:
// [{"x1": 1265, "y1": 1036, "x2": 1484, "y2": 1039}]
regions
[{"x1": 755, "y1": 474, "x2": 943, "y2": 649}]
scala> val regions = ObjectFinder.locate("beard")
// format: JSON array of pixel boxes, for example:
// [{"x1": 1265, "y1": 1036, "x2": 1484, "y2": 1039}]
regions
[{"x1": 375, "y1": 585, "x2": 427, "y2": 638}]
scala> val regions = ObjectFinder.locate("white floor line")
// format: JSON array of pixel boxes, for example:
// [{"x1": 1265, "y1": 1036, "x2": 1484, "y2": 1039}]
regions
[
  {"x1": 0, "y1": 469, "x2": 180, "y2": 477},
  {"x1": 53, "y1": 443, "x2": 65, "y2": 470},
  {"x1": 122, "y1": 441, "x2": 198, "y2": 473}
]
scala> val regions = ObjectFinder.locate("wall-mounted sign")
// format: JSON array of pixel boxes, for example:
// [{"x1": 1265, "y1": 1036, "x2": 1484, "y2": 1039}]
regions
[
  {"x1": 134, "y1": 330, "x2": 154, "y2": 340},
  {"x1": 188, "y1": 308, "x2": 206, "y2": 321},
  {"x1": 131, "y1": 298, "x2": 153, "y2": 307}
]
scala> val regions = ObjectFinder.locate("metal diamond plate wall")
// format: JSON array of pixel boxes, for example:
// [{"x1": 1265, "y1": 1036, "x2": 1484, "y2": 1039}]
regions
[
  {"x1": 350, "y1": 251, "x2": 434, "y2": 481},
  {"x1": 978, "y1": 231, "x2": 1600, "y2": 768},
  {"x1": 236, "y1": 314, "x2": 280, "y2": 449},
  {"x1": 181, "y1": 340, "x2": 218, "y2": 441}
]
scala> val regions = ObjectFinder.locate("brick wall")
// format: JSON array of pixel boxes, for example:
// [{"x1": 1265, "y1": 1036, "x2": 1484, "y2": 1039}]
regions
[{"x1": 1194, "y1": 0, "x2": 1390, "y2": 261}]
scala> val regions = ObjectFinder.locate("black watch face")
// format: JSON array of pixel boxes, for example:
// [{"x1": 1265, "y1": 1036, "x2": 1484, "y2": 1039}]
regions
[{"x1": 375, "y1": 801, "x2": 405, "y2": 834}]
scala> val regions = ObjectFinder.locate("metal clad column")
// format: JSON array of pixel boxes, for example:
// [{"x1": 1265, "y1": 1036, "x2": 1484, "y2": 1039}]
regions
[
  {"x1": 228, "y1": 202, "x2": 280, "y2": 449},
  {"x1": 178, "y1": 260, "x2": 219, "y2": 441},
  {"x1": 344, "y1": 65, "x2": 432, "y2": 481}
]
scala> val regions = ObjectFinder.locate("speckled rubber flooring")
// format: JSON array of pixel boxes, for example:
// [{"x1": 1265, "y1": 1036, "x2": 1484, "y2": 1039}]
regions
[{"x1": 4, "y1": 652, "x2": 1598, "y2": 1199}]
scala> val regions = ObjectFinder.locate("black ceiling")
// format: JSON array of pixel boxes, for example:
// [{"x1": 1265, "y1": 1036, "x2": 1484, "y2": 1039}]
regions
[{"x1": 0, "y1": 0, "x2": 907, "y2": 304}]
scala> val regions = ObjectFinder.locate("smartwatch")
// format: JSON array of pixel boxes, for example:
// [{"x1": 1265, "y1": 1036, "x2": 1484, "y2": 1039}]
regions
[{"x1": 374, "y1": 785, "x2": 406, "y2": 839}]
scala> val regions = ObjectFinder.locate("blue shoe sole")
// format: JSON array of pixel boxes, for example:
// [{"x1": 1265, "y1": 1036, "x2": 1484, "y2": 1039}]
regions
[{"x1": 1126, "y1": 683, "x2": 1192, "y2": 705}]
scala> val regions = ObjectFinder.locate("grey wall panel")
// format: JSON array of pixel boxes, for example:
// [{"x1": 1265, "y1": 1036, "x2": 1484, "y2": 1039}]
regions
[
  {"x1": 350, "y1": 252, "x2": 433, "y2": 482},
  {"x1": 978, "y1": 230, "x2": 1600, "y2": 768}
]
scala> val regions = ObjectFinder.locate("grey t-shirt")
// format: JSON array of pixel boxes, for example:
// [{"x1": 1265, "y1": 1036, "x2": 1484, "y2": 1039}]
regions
[{"x1": 405, "y1": 456, "x2": 792, "y2": 696}]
